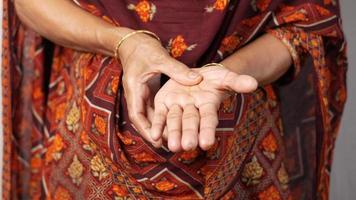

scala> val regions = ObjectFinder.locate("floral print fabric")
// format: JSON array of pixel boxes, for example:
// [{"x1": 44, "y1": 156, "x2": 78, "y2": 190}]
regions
[{"x1": 1, "y1": 0, "x2": 347, "y2": 199}]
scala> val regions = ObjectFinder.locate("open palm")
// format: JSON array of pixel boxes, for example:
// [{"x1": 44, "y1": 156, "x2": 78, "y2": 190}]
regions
[{"x1": 150, "y1": 66, "x2": 258, "y2": 152}]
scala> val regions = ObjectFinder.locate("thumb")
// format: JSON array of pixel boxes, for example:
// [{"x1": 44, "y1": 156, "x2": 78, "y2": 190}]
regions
[
  {"x1": 158, "y1": 59, "x2": 202, "y2": 86},
  {"x1": 223, "y1": 72, "x2": 258, "y2": 93}
]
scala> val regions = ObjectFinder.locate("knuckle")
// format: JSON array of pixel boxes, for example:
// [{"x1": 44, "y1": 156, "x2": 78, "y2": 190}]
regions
[
  {"x1": 201, "y1": 117, "x2": 219, "y2": 126},
  {"x1": 155, "y1": 112, "x2": 166, "y2": 119},
  {"x1": 200, "y1": 111, "x2": 217, "y2": 118},
  {"x1": 152, "y1": 121, "x2": 164, "y2": 127},
  {"x1": 200, "y1": 126, "x2": 217, "y2": 132},
  {"x1": 168, "y1": 112, "x2": 181, "y2": 119},
  {"x1": 183, "y1": 113, "x2": 199, "y2": 119},
  {"x1": 168, "y1": 128, "x2": 181, "y2": 133},
  {"x1": 182, "y1": 128, "x2": 197, "y2": 133}
]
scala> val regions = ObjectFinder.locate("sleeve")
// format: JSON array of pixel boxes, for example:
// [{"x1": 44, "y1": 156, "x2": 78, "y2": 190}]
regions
[
  {"x1": 267, "y1": 26, "x2": 320, "y2": 83},
  {"x1": 265, "y1": 1, "x2": 347, "y2": 199},
  {"x1": 266, "y1": 1, "x2": 346, "y2": 84}
]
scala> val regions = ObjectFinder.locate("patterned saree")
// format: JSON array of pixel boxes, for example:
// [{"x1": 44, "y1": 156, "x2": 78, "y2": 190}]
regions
[{"x1": 1, "y1": 0, "x2": 347, "y2": 199}]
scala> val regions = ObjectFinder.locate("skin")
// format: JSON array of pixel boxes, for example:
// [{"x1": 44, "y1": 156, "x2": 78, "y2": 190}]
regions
[
  {"x1": 151, "y1": 66, "x2": 258, "y2": 152},
  {"x1": 14, "y1": 0, "x2": 203, "y2": 147},
  {"x1": 15, "y1": 0, "x2": 292, "y2": 152}
]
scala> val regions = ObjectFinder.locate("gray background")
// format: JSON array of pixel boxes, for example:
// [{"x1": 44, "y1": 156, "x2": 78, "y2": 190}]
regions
[{"x1": 330, "y1": 0, "x2": 356, "y2": 199}]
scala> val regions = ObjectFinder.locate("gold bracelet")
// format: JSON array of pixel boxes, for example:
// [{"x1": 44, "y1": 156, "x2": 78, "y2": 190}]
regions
[
  {"x1": 114, "y1": 30, "x2": 161, "y2": 60},
  {"x1": 201, "y1": 62, "x2": 226, "y2": 68}
]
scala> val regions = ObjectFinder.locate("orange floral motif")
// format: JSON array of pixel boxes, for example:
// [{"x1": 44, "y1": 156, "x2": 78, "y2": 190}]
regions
[
  {"x1": 323, "y1": 0, "x2": 334, "y2": 5},
  {"x1": 30, "y1": 156, "x2": 42, "y2": 172},
  {"x1": 283, "y1": 9, "x2": 308, "y2": 23},
  {"x1": 258, "y1": 185, "x2": 282, "y2": 200},
  {"x1": 128, "y1": 0, "x2": 157, "y2": 22},
  {"x1": 219, "y1": 35, "x2": 241, "y2": 55},
  {"x1": 33, "y1": 87, "x2": 43, "y2": 100},
  {"x1": 256, "y1": 0, "x2": 271, "y2": 11},
  {"x1": 55, "y1": 103, "x2": 67, "y2": 122},
  {"x1": 214, "y1": 0, "x2": 228, "y2": 10},
  {"x1": 80, "y1": 131, "x2": 90, "y2": 145},
  {"x1": 179, "y1": 149, "x2": 200, "y2": 163},
  {"x1": 111, "y1": 76, "x2": 119, "y2": 94},
  {"x1": 155, "y1": 179, "x2": 176, "y2": 192},
  {"x1": 117, "y1": 132, "x2": 135, "y2": 145},
  {"x1": 206, "y1": 0, "x2": 229, "y2": 12},
  {"x1": 45, "y1": 134, "x2": 65, "y2": 164},
  {"x1": 315, "y1": 5, "x2": 332, "y2": 16},
  {"x1": 53, "y1": 135, "x2": 65, "y2": 152},
  {"x1": 260, "y1": 132, "x2": 278, "y2": 153},
  {"x1": 132, "y1": 151, "x2": 157, "y2": 163},
  {"x1": 93, "y1": 115, "x2": 107, "y2": 135},
  {"x1": 112, "y1": 185, "x2": 129, "y2": 197},
  {"x1": 167, "y1": 35, "x2": 197, "y2": 58},
  {"x1": 132, "y1": 187, "x2": 142, "y2": 194},
  {"x1": 106, "y1": 76, "x2": 120, "y2": 96},
  {"x1": 54, "y1": 186, "x2": 72, "y2": 200}
]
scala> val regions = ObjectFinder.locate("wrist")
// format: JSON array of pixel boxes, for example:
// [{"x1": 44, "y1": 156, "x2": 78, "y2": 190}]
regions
[
  {"x1": 116, "y1": 30, "x2": 161, "y2": 61},
  {"x1": 220, "y1": 55, "x2": 249, "y2": 75},
  {"x1": 97, "y1": 27, "x2": 135, "y2": 57}
]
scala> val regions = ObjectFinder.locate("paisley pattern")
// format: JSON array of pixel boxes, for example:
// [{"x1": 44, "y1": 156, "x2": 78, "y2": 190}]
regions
[{"x1": 1, "y1": 0, "x2": 347, "y2": 199}]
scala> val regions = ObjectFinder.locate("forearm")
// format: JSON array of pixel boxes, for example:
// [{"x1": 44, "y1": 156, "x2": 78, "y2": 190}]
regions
[
  {"x1": 14, "y1": 0, "x2": 133, "y2": 56},
  {"x1": 220, "y1": 33, "x2": 292, "y2": 85}
]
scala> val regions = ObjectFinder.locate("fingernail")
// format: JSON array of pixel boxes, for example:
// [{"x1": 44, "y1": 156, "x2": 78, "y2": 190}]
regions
[{"x1": 188, "y1": 71, "x2": 199, "y2": 79}]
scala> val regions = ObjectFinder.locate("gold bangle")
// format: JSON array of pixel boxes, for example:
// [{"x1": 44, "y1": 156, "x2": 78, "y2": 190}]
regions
[
  {"x1": 114, "y1": 30, "x2": 161, "y2": 60},
  {"x1": 201, "y1": 62, "x2": 226, "y2": 68}
]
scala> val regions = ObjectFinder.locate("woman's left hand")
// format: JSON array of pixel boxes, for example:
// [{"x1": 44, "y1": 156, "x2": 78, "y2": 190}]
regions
[{"x1": 150, "y1": 65, "x2": 258, "y2": 152}]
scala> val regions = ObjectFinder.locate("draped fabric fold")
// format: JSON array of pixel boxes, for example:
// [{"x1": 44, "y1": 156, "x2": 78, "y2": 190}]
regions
[{"x1": 1, "y1": 0, "x2": 347, "y2": 199}]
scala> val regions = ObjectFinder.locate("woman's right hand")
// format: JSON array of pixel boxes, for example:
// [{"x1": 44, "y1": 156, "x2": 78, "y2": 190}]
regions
[
  {"x1": 14, "y1": 0, "x2": 202, "y2": 148},
  {"x1": 117, "y1": 29, "x2": 203, "y2": 148}
]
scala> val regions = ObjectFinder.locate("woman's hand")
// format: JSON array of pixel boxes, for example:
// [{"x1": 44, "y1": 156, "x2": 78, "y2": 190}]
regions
[
  {"x1": 15, "y1": 0, "x2": 204, "y2": 147},
  {"x1": 150, "y1": 65, "x2": 258, "y2": 152},
  {"x1": 118, "y1": 32, "x2": 203, "y2": 147}
]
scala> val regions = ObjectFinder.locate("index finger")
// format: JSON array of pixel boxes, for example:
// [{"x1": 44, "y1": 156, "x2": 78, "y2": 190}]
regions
[
  {"x1": 150, "y1": 103, "x2": 168, "y2": 141},
  {"x1": 126, "y1": 89, "x2": 162, "y2": 148}
]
